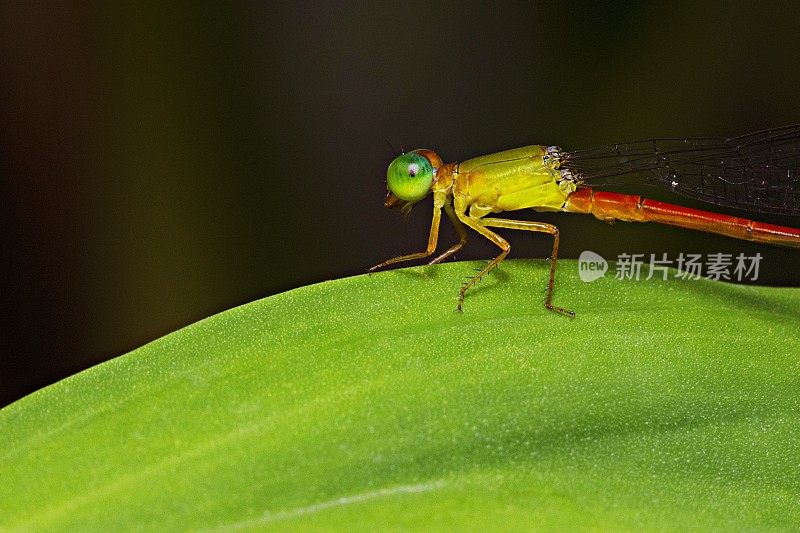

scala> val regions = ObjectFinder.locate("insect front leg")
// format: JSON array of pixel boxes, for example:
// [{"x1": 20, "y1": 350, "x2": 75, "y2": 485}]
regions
[
  {"x1": 369, "y1": 193, "x2": 444, "y2": 273},
  {"x1": 428, "y1": 201, "x2": 468, "y2": 265}
]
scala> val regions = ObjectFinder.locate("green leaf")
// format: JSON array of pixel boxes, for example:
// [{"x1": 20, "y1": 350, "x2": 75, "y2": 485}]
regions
[{"x1": 2, "y1": 259, "x2": 799, "y2": 530}]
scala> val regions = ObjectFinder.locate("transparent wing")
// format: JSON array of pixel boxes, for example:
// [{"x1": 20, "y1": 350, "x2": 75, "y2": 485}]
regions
[{"x1": 561, "y1": 124, "x2": 800, "y2": 215}]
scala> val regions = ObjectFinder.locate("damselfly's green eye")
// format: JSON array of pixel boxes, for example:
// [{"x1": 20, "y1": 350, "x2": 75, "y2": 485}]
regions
[{"x1": 386, "y1": 152, "x2": 434, "y2": 202}]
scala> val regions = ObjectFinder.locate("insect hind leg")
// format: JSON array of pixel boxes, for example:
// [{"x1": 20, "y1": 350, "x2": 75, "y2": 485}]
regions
[{"x1": 480, "y1": 217, "x2": 574, "y2": 318}]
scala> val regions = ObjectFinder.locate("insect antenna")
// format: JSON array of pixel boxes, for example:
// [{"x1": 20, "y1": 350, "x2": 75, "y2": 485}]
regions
[{"x1": 385, "y1": 139, "x2": 399, "y2": 157}]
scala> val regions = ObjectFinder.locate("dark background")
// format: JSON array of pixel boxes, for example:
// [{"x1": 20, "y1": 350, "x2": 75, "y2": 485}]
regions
[{"x1": 2, "y1": 1, "x2": 799, "y2": 407}]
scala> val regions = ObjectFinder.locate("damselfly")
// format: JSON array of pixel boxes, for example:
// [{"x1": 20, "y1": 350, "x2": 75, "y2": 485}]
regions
[{"x1": 370, "y1": 125, "x2": 800, "y2": 317}]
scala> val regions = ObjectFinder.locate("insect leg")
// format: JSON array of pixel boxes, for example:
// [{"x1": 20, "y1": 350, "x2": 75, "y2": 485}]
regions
[
  {"x1": 481, "y1": 218, "x2": 574, "y2": 318},
  {"x1": 369, "y1": 196, "x2": 443, "y2": 273},
  {"x1": 428, "y1": 201, "x2": 468, "y2": 265},
  {"x1": 453, "y1": 214, "x2": 510, "y2": 312}
]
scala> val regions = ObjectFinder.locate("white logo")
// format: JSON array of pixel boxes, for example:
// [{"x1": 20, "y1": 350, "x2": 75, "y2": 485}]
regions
[{"x1": 578, "y1": 250, "x2": 608, "y2": 282}]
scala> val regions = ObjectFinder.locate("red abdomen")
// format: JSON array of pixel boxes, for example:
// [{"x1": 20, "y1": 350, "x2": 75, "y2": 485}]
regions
[{"x1": 564, "y1": 188, "x2": 800, "y2": 248}]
